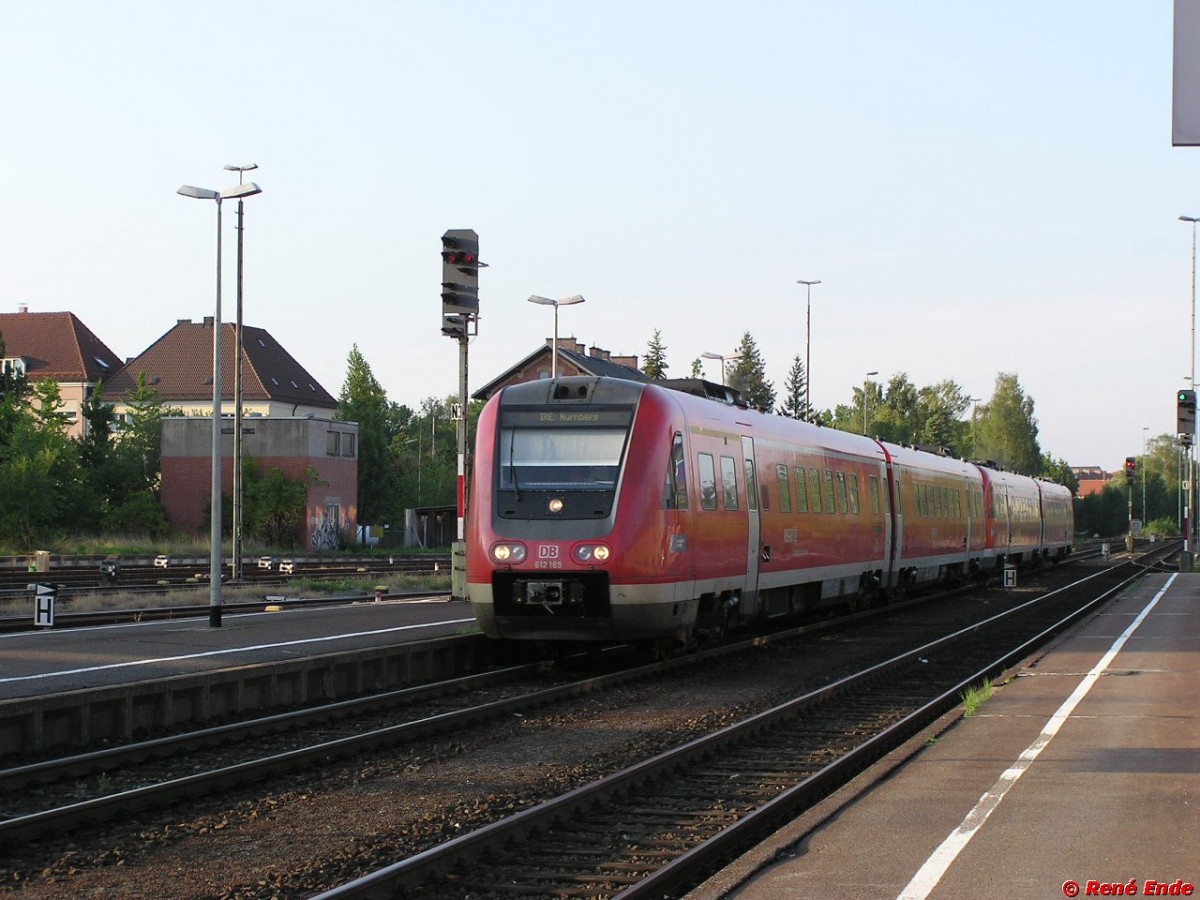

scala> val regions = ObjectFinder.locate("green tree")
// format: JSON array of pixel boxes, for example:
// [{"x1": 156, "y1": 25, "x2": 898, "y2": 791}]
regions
[
  {"x1": 1040, "y1": 455, "x2": 1079, "y2": 496},
  {"x1": 643, "y1": 330, "x2": 669, "y2": 380},
  {"x1": 974, "y1": 373, "x2": 1042, "y2": 474},
  {"x1": 727, "y1": 332, "x2": 775, "y2": 411},
  {"x1": 338, "y1": 345, "x2": 402, "y2": 527},
  {"x1": 78, "y1": 380, "x2": 116, "y2": 471},
  {"x1": 244, "y1": 461, "x2": 319, "y2": 549},
  {"x1": 778, "y1": 355, "x2": 809, "y2": 420},
  {"x1": 94, "y1": 372, "x2": 178, "y2": 534},
  {"x1": 914, "y1": 380, "x2": 970, "y2": 452},
  {"x1": 689, "y1": 358, "x2": 703, "y2": 378},
  {"x1": 0, "y1": 379, "x2": 82, "y2": 547}
]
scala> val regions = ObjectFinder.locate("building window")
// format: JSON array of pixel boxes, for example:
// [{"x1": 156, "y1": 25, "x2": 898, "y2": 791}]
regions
[
  {"x1": 327, "y1": 431, "x2": 340, "y2": 455},
  {"x1": 342, "y1": 433, "x2": 356, "y2": 457}
]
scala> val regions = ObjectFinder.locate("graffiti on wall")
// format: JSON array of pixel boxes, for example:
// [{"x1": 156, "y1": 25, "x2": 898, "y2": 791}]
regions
[{"x1": 311, "y1": 503, "x2": 341, "y2": 551}]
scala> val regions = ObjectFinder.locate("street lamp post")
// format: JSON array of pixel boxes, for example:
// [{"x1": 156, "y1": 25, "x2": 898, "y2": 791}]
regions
[
  {"x1": 1143, "y1": 426, "x2": 1149, "y2": 530},
  {"x1": 863, "y1": 371, "x2": 878, "y2": 435},
  {"x1": 223, "y1": 164, "x2": 261, "y2": 583},
  {"x1": 178, "y1": 179, "x2": 264, "y2": 627},
  {"x1": 701, "y1": 351, "x2": 742, "y2": 387},
  {"x1": 527, "y1": 295, "x2": 585, "y2": 378},
  {"x1": 797, "y1": 279, "x2": 821, "y2": 420}
]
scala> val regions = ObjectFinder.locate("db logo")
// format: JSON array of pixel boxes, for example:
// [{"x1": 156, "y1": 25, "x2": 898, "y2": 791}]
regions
[{"x1": 538, "y1": 546, "x2": 560, "y2": 560}]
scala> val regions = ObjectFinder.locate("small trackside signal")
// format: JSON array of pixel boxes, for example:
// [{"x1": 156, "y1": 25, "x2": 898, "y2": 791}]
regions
[
  {"x1": 1125, "y1": 456, "x2": 1136, "y2": 486},
  {"x1": 1177, "y1": 388, "x2": 1197, "y2": 434},
  {"x1": 441, "y1": 228, "x2": 484, "y2": 318}
]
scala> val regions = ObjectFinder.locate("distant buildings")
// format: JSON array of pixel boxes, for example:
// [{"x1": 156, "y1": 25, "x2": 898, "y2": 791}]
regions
[
  {"x1": 473, "y1": 337, "x2": 645, "y2": 401},
  {"x1": 1071, "y1": 466, "x2": 1110, "y2": 499},
  {"x1": 1, "y1": 304, "x2": 354, "y2": 548}
]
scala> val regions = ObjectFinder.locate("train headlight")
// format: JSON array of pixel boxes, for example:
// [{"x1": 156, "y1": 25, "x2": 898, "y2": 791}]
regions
[
  {"x1": 572, "y1": 543, "x2": 611, "y2": 564},
  {"x1": 548, "y1": 498, "x2": 564, "y2": 514},
  {"x1": 490, "y1": 542, "x2": 527, "y2": 564}
]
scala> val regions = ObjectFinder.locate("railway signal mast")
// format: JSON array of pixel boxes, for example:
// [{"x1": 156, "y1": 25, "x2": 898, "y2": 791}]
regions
[
  {"x1": 1178, "y1": 388, "x2": 1196, "y2": 562},
  {"x1": 1125, "y1": 456, "x2": 1137, "y2": 552},
  {"x1": 441, "y1": 229, "x2": 485, "y2": 596}
]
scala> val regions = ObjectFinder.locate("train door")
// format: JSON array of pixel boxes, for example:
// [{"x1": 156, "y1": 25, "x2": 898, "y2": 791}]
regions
[
  {"x1": 883, "y1": 457, "x2": 903, "y2": 591},
  {"x1": 740, "y1": 435, "x2": 761, "y2": 614}
]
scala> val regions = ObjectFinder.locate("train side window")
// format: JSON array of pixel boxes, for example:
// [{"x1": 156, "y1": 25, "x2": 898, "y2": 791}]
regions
[
  {"x1": 777, "y1": 464, "x2": 792, "y2": 513},
  {"x1": 848, "y1": 473, "x2": 860, "y2": 514},
  {"x1": 835, "y1": 471, "x2": 849, "y2": 513},
  {"x1": 794, "y1": 467, "x2": 809, "y2": 512},
  {"x1": 744, "y1": 458, "x2": 759, "y2": 511},
  {"x1": 915, "y1": 483, "x2": 925, "y2": 518},
  {"x1": 663, "y1": 432, "x2": 689, "y2": 510},
  {"x1": 868, "y1": 475, "x2": 881, "y2": 514},
  {"x1": 808, "y1": 467, "x2": 823, "y2": 512},
  {"x1": 823, "y1": 469, "x2": 836, "y2": 514},
  {"x1": 698, "y1": 453, "x2": 718, "y2": 510},
  {"x1": 721, "y1": 455, "x2": 739, "y2": 510}
]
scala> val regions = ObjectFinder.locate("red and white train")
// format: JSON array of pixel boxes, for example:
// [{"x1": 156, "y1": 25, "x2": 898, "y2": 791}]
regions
[{"x1": 466, "y1": 376, "x2": 1073, "y2": 648}]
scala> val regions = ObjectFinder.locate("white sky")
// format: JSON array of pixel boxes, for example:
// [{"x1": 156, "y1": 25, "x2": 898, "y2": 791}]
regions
[{"x1": 2, "y1": 1, "x2": 1195, "y2": 470}]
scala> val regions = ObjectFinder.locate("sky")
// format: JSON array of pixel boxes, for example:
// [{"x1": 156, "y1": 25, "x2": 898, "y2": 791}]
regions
[{"x1": 2, "y1": 1, "x2": 1196, "y2": 471}]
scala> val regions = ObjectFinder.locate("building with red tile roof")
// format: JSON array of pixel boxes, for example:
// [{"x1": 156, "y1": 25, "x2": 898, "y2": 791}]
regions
[
  {"x1": 104, "y1": 316, "x2": 337, "y2": 418},
  {"x1": 0, "y1": 306, "x2": 124, "y2": 439}
]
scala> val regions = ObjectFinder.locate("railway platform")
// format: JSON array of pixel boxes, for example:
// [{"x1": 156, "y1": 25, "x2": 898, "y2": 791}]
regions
[
  {"x1": 0, "y1": 595, "x2": 482, "y2": 756},
  {"x1": 694, "y1": 570, "x2": 1200, "y2": 900}
]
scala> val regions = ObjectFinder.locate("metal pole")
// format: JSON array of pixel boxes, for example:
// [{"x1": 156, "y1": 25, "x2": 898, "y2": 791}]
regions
[
  {"x1": 231, "y1": 197, "x2": 245, "y2": 582},
  {"x1": 458, "y1": 335, "x2": 469, "y2": 541},
  {"x1": 1142, "y1": 428, "x2": 1148, "y2": 530},
  {"x1": 1185, "y1": 219, "x2": 1195, "y2": 556},
  {"x1": 209, "y1": 198, "x2": 224, "y2": 627},
  {"x1": 805, "y1": 290, "x2": 811, "y2": 419}
]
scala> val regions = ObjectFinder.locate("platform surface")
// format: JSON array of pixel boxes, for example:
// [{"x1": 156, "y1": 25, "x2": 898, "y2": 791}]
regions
[
  {"x1": 0, "y1": 595, "x2": 474, "y2": 700},
  {"x1": 695, "y1": 571, "x2": 1200, "y2": 900}
]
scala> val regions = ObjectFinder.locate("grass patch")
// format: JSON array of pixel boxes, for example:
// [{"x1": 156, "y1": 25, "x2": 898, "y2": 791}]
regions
[{"x1": 960, "y1": 678, "x2": 995, "y2": 717}]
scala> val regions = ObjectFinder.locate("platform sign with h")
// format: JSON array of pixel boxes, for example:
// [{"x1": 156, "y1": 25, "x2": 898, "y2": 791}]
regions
[{"x1": 32, "y1": 583, "x2": 56, "y2": 627}]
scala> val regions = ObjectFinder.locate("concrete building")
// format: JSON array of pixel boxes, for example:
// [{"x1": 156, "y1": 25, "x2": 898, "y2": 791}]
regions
[{"x1": 160, "y1": 416, "x2": 358, "y2": 550}]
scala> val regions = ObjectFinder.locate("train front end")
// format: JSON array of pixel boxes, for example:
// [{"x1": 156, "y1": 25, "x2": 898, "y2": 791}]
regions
[{"x1": 467, "y1": 376, "x2": 689, "y2": 642}]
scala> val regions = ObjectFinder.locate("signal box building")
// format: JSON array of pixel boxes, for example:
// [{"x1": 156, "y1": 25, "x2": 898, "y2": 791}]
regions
[{"x1": 160, "y1": 416, "x2": 358, "y2": 551}]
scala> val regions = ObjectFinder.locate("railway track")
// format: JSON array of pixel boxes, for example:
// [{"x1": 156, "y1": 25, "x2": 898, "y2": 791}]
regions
[
  {"x1": 0, "y1": 555, "x2": 452, "y2": 632},
  {"x1": 316, "y1": 544, "x2": 1176, "y2": 899},
  {"x1": 0, "y1": 554, "x2": 451, "y2": 594},
  {"x1": 0, "y1": 544, "x2": 1171, "y2": 897}
]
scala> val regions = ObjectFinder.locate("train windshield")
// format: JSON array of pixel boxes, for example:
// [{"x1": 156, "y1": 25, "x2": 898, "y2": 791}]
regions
[{"x1": 499, "y1": 426, "x2": 628, "y2": 491}]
